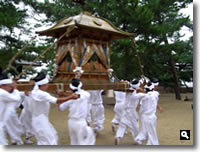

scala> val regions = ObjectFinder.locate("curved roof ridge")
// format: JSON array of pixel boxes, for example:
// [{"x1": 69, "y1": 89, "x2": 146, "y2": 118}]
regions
[{"x1": 36, "y1": 12, "x2": 134, "y2": 39}]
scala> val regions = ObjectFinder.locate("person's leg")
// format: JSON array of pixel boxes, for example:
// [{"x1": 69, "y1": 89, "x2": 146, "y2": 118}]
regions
[
  {"x1": 20, "y1": 109, "x2": 34, "y2": 144},
  {"x1": 0, "y1": 123, "x2": 8, "y2": 145},
  {"x1": 112, "y1": 102, "x2": 124, "y2": 132},
  {"x1": 129, "y1": 119, "x2": 140, "y2": 144},
  {"x1": 68, "y1": 119, "x2": 79, "y2": 145},
  {"x1": 135, "y1": 115, "x2": 147, "y2": 145},
  {"x1": 115, "y1": 123, "x2": 127, "y2": 145},
  {"x1": 92, "y1": 104, "x2": 105, "y2": 132},
  {"x1": 4, "y1": 109, "x2": 24, "y2": 145},
  {"x1": 86, "y1": 103, "x2": 92, "y2": 126},
  {"x1": 32, "y1": 115, "x2": 58, "y2": 145},
  {"x1": 78, "y1": 120, "x2": 96, "y2": 145},
  {"x1": 146, "y1": 116, "x2": 159, "y2": 145}
]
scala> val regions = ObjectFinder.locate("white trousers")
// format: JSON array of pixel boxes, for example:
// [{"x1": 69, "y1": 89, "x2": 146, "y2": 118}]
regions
[
  {"x1": 19, "y1": 108, "x2": 34, "y2": 138},
  {"x1": 0, "y1": 123, "x2": 8, "y2": 145},
  {"x1": 135, "y1": 114, "x2": 159, "y2": 145},
  {"x1": 112, "y1": 102, "x2": 124, "y2": 124},
  {"x1": 115, "y1": 109, "x2": 139, "y2": 141},
  {"x1": 88, "y1": 104, "x2": 104, "y2": 131},
  {"x1": 68, "y1": 118, "x2": 95, "y2": 145},
  {"x1": 32, "y1": 114, "x2": 58, "y2": 145},
  {"x1": 4, "y1": 108, "x2": 24, "y2": 144}
]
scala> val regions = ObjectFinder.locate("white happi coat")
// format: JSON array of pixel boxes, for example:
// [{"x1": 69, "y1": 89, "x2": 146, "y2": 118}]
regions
[
  {"x1": 59, "y1": 90, "x2": 95, "y2": 145},
  {"x1": 3, "y1": 89, "x2": 24, "y2": 144},
  {"x1": 116, "y1": 91, "x2": 146, "y2": 140},
  {"x1": 30, "y1": 89, "x2": 58, "y2": 145},
  {"x1": 112, "y1": 91, "x2": 126, "y2": 124},
  {"x1": 0, "y1": 88, "x2": 9, "y2": 145},
  {"x1": 87, "y1": 90, "x2": 104, "y2": 131},
  {"x1": 0, "y1": 122, "x2": 7, "y2": 145},
  {"x1": 0, "y1": 88, "x2": 22, "y2": 145},
  {"x1": 135, "y1": 91, "x2": 159, "y2": 145}
]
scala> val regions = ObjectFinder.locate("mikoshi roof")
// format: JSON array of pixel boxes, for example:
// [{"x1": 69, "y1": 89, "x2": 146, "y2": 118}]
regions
[{"x1": 36, "y1": 12, "x2": 134, "y2": 40}]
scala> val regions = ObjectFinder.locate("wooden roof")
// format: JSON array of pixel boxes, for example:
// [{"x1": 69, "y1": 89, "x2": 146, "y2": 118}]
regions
[{"x1": 36, "y1": 12, "x2": 134, "y2": 40}]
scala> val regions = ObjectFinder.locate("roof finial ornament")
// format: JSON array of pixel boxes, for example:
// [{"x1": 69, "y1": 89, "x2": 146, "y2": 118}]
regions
[{"x1": 72, "y1": 0, "x2": 86, "y2": 10}]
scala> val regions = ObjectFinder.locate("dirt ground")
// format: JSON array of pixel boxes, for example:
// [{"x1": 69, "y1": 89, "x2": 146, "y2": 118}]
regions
[{"x1": 18, "y1": 93, "x2": 193, "y2": 146}]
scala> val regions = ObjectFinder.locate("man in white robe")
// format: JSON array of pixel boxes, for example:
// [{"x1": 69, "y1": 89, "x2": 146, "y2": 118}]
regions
[
  {"x1": 135, "y1": 81, "x2": 160, "y2": 145},
  {"x1": 59, "y1": 78, "x2": 95, "y2": 145},
  {"x1": 14, "y1": 78, "x2": 34, "y2": 144},
  {"x1": 0, "y1": 72, "x2": 22, "y2": 145},
  {"x1": 115, "y1": 79, "x2": 146, "y2": 145},
  {"x1": 3, "y1": 86, "x2": 24, "y2": 145},
  {"x1": 30, "y1": 72, "x2": 79, "y2": 145}
]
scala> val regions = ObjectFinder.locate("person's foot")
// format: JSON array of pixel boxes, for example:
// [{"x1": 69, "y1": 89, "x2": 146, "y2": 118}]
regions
[
  {"x1": 112, "y1": 125, "x2": 116, "y2": 133},
  {"x1": 11, "y1": 142, "x2": 17, "y2": 145},
  {"x1": 87, "y1": 122, "x2": 90, "y2": 126},
  {"x1": 133, "y1": 140, "x2": 142, "y2": 145},
  {"x1": 24, "y1": 139, "x2": 33, "y2": 144},
  {"x1": 115, "y1": 137, "x2": 120, "y2": 145},
  {"x1": 12, "y1": 141, "x2": 24, "y2": 145},
  {"x1": 112, "y1": 123, "x2": 118, "y2": 133},
  {"x1": 93, "y1": 129, "x2": 99, "y2": 137}
]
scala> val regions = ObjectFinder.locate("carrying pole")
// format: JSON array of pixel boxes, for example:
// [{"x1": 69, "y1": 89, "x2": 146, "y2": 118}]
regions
[
  {"x1": 16, "y1": 26, "x2": 76, "y2": 79},
  {"x1": 5, "y1": 36, "x2": 37, "y2": 72},
  {"x1": 130, "y1": 37, "x2": 147, "y2": 87}
]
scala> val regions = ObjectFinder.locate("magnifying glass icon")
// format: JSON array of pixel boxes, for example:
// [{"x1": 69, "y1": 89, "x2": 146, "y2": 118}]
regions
[{"x1": 181, "y1": 131, "x2": 189, "y2": 139}]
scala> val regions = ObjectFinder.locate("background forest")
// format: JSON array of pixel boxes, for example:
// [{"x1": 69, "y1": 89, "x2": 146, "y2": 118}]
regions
[{"x1": 0, "y1": 0, "x2": 193, "y2": 99}]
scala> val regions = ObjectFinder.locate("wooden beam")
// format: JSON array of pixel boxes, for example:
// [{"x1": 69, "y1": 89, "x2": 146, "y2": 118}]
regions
[{"x1": 16, "y1": 81, "x2": 130, "y2": 92}]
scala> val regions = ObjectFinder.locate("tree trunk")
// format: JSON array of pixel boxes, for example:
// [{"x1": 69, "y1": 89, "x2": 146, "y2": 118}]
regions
[
  {"x1": 163, "y1": 36, "x2": 181, "y2": 100},
  {"x1": 169, "y1": 54, "x2": 181, "y2": 100},
  {"x1": 124, "y1": 47, "x2": 129, "y2": 79}
]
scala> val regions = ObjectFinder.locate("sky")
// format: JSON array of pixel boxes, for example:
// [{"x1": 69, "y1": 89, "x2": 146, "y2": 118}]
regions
[{"x1": 179, "y1": 3, "x2": 193, "y2": 41}]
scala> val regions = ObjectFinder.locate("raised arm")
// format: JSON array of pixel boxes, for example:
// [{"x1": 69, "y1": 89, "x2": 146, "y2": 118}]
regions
[{"x1": 56, "y1": 93, "x2": 80, "y2": 104}]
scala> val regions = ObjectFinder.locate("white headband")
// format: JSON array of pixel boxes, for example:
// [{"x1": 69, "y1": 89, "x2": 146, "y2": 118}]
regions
[
  {"x1": 145, "y1": 83, "x2": 154, "y2": 90},
  {"x1": 130, "y1": 83, "x2": 140, "y2": 89},
  {"x1": 152, "y1": 82, "x2": 159, "y2": 86},
  {"x1": 0, "y1": 79, "x2": 13, "y2": 85},
  {"x1": 33, "y1": 77, "x2": 49, "y2": 90},
  {"x1": 35, "y1": 78, "x2": 49, "y2": 85},
  {"x1": 69, "y1": 82, "x2": 83, "y2": 91}
]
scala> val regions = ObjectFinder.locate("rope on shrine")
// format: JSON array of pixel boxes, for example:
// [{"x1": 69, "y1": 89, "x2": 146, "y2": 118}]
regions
[
  {"x1": 130, "y1": 37, "x2": 147, "y2": 88},
  {"x1": 16, "y1": 25, "x2": 76, "y2": 79},
  {"x1": 5, "y1": 36, "x2": 37, "y2": 72}
]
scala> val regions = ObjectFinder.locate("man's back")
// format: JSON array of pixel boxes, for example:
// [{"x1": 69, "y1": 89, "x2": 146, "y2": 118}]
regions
[{"x1": 68, "y1": 90, "x2": 90, "y2": 119}]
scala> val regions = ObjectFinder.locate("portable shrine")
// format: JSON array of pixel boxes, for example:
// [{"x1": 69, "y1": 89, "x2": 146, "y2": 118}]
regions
[{"x1": 35, "y1": 11, "x2": 134, "y2": 91}]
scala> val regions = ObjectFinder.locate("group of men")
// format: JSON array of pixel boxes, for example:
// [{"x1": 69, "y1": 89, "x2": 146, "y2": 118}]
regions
[
  {"x1": 0, "y1": 69, "x2": 161, "y2": 145},
  {"x1": 0, "y1": 71, "x2": 89, "y2": 145},
  {"x1": 0, "y1": 70, "x2": 106, "y2": 145},
  {"x1": 112, "y1": 78, "x2": 161, "y2": 145}
]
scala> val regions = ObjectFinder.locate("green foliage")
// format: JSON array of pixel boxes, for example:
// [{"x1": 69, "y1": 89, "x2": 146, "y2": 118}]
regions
[
  {"x1": 0, "y1": 0, "x2": 27, "y2": 31},
  {"x1": 0, "y1": 0, "x2": 193, "y2": 90}
]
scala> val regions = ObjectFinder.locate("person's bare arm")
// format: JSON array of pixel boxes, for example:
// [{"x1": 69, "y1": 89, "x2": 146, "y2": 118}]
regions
[
  {"x1": 157, "y1": 104, "x2": 163, "y2": 113},
  {"x1": 56, "y1": 93, "x2": 80, "y2": 104},
  {"x1": 136, "y1": 87, "x2": 145, "y2": 93},
  {"x1": 56, "y1": 90, "x2": 65, "y2": 97}
]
